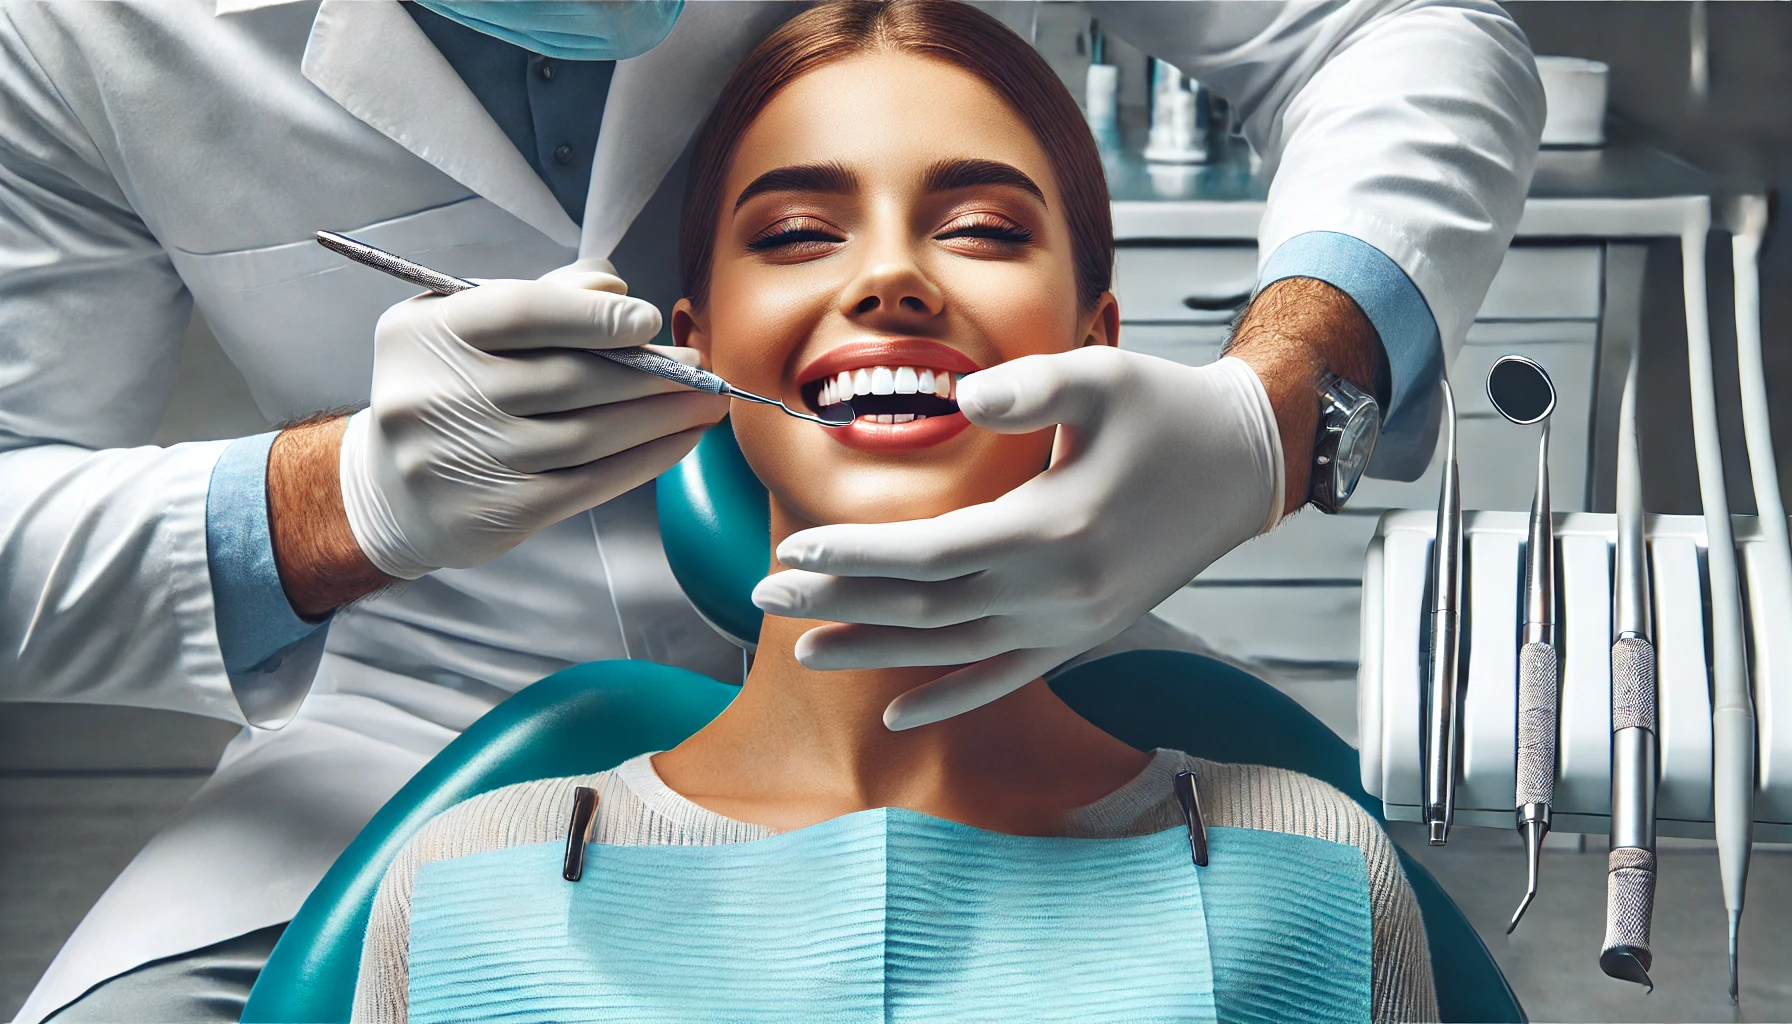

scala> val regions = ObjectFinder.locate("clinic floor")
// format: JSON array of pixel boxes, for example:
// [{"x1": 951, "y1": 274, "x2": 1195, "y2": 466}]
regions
[{"x1": 2, "y1": 702, "x2": 1789, "y2": 1024}]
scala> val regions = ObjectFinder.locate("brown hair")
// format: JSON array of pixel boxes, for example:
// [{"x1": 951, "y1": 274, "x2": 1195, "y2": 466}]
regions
[{"x1": 678, "y1": 0, "x2": 1113, "y2": 310}]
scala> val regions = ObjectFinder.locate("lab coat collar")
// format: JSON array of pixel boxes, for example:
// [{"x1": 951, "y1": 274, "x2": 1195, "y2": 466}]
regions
[
  {"x1": 578, "y1": 2, "x2": 783, "y2": 259},
  {"x1": 215, "y1": 0, "x2": 302, "y2": 13},
  {"x1": 301, "y1": 1, "x2": 582, "y2": 248}
]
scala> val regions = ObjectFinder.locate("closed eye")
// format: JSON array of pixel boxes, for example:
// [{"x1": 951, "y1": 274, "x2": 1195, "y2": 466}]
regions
[
  {"x1": 746, "y1": 218, "x2": 845, "y2": 254},
  {"x1": 935, "y1": 214, "x2": 1033, "y2": 247}
]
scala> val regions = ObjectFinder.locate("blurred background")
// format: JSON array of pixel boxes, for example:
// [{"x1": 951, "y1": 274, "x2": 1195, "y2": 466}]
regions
[{"x1": 4, "y1": 3, "x2": 1791, "y2": 1021}]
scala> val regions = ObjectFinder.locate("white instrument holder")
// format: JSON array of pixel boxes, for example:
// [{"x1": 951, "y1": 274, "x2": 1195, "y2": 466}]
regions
[{"x1": 1359, "y1": 509, "x2": 1792, "y2": 841}]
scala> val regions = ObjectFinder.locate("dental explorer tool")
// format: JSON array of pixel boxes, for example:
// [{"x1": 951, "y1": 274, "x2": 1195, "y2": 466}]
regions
[
  {"x1": 1600, "y1": 346, "x2": 1658, "y2": 991},
  {"x1": 1486, "y1": 354, "x2": 1559, "y2": 933},
  {"x1": 315, "y1": 231, "x2": 854, "y2": 428},
  {"x1": 1423, "y1": 378, "x2": 1463, "y2": 846},
  {"x1": 1676, "y1": 209, "x2": 1753, "y2": 1002}
]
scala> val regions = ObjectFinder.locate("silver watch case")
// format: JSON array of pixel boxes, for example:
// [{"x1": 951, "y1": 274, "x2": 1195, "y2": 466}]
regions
[{"x1": 1310, "y1": 374, "x2": 1381, "y2": 514}]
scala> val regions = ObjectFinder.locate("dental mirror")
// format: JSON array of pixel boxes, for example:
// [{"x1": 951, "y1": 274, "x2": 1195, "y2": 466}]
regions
[
  {"x1": 1487, "y1": 354, "x2": 1557, "y2": 425},
  {"x1": 725, "y1": 386, "x2": 856, "y2": 427}
]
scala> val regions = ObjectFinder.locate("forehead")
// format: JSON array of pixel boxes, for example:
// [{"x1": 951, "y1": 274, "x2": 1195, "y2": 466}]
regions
[{"x1": 726, "y1": 50, "x2": 1059, "y2": 202}]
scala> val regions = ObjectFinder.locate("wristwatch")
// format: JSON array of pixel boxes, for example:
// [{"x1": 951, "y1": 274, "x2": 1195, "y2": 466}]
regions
[{"x1": 1309, "y1": 374, "x2": 1381, "y2": 514}]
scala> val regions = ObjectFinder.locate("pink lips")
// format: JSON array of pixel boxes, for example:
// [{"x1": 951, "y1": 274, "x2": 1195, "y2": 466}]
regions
[{"x1": 796, "y1": 339, "x2": 981, "y2": 452}]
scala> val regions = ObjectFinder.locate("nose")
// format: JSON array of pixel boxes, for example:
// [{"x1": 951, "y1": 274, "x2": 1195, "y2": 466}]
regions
[{"x1": 840, "y1": 252, "x2": 945, "y2": 321}]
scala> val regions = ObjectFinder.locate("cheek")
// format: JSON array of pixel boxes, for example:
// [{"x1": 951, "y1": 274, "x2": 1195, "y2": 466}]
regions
[
  {"x1": 929, "y1": 253, "x2": 1084, "y2": 361},
  {"x1": 705, "y1": 284, "x2": 811, "y2": 388}
]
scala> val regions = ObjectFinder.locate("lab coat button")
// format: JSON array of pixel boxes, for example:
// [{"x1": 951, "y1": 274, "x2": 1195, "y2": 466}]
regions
[{"x1": 553, "y1": 144, "x2": 573, "y2": 164}]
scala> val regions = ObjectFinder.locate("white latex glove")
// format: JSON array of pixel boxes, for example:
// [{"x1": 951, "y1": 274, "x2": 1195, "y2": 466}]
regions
[
  {"x1": 752, "y1": 350, "x2": 1285, "y2": 730},
  {"x1": 340, "y1": 260, "x2": 726, "y2": 579}
]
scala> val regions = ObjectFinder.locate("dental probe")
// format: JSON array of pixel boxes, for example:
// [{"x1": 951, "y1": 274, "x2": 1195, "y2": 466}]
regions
[
  {"x1": 1600, "y1": 347, "x2": 1658, "y2": 991},
  {"x1": 315, "y1": 231, "x2": 853, "y2": 428},
  {"x1": 1423, "y1": 378, "x2": 1463, "y2": 846},
  {"x1": 1486, "y1": 354, "x2": 1560, "y2": 934}
]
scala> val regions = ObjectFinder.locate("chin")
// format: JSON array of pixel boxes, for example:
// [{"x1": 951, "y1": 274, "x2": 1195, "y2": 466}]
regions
[
  {"x1": 772, "y1": 461, "x2": 983, "y2": 527},
  {"x1": 749, "y1": 430, "x2": 1054, "y2": 530}
]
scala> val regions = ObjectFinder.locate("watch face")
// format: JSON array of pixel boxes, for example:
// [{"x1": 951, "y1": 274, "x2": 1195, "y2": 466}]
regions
[{"x1": 1332, "y1": 403, "x2": 1380, "y2": 501}]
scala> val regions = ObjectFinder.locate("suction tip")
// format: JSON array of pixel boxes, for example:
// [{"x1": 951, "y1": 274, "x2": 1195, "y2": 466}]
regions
[
  {"x1": 1427, "y1": 820, "x2": 1447, "y2": 846},
  {"x1": 1598, "y1": 947, "x2": 1654, "y2": 992},
  {"x1": 1729, "y1": 912, "x2": 1740, "y2": 1004}
]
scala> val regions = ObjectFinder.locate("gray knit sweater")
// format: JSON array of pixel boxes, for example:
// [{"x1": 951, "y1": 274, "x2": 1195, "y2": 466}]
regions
[{"x1": 354, "y1": 749, "x2": 1437, "y2": 1023}]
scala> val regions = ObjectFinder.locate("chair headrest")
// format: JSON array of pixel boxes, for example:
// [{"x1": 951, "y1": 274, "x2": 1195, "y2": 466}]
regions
[{"x1": 656, "y1": 420, "x2": 769, "y2": 650}]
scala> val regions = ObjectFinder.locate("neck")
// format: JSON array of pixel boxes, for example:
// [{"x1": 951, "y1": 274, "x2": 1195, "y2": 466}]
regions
[{"x1": 652, "y1": 514, "x2": 1150, "y2": 834}]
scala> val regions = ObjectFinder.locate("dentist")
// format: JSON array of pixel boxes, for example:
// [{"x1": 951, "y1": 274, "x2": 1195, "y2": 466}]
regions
[{"x1": 0, "y1": 1, "x2": 1541, "y2": 1020}]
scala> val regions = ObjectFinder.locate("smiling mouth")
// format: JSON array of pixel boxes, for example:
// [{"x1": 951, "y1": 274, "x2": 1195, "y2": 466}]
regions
[{"x1": 802, "y1": 365, "x2": 961, "y2": 424}]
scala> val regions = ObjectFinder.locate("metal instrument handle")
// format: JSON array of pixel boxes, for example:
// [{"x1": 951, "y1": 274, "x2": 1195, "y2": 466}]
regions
[
  {"x1": 316, "y1": 230, "x2": 473, "y2": 295},
  {"x1": 590, "y1": 346, "x2": 728, "y2": 395},
  {"x1": 1600, "y1": 846, "x2": 1657, "y2": 989},
  {"x1": 316, "y1": 230, "x2": 730, "y2": 397},
  {"x1": 1423, "y1": 606, "x2": 1460, "y2": 844},
  {"x1": 1515, "y1": 641, "x2": 1560, "y2": 808}
]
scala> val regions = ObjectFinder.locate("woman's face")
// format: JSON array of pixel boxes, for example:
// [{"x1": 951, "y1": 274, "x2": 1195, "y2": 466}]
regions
[{"x1": 674, "y1": 50, "x2": 1117, "y2": 533}]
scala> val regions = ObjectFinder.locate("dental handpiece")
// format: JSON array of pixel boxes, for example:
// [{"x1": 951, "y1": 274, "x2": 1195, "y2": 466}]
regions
[
  {"x1": 315, "y1": 231, "x2": 852, "y2": 427},
  {"x1": 1423, "y1": 378, "x2": 1463, "y2": 846},
  {"x1": 1601, "y1": 345, "x2": 1658, "y2": 991},
  {"x1": 1677, "y1": 215, "x2": 1753, "y2": 1003}
]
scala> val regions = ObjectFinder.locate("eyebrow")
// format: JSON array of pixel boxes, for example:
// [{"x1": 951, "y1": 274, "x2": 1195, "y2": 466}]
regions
[
  {"x1": 923, "y1": 158, "x2": 1046, "y2": 206},
  {"x1": 731, "y1": 157, "x2": 1048, "y2": 211},
  {"x1": 733, "y1": 161, "x2": 860, "y2": 211}
]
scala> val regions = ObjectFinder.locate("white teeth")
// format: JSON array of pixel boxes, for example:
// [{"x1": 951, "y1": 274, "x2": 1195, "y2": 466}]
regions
[
  {"x1": 892, "y1": 413, "x2": 915, "y2": 424},
  {"x1": 874, "y1": 413, "x2": 895, "y2": 425},
  {"x1": 817, "y1": 365, "x2": 963, "y2": 403}
]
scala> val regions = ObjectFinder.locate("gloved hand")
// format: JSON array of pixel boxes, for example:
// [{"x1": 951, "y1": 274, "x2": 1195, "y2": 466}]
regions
[
  {"x1": 752, "y1": 349, "x2": 1285, "y2": 729},
  {"x1": 340, "y1": 260, "x2": 727, "y2": 579}
]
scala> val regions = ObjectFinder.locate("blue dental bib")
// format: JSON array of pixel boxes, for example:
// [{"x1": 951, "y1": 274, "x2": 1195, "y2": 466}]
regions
[{"x1": 408, "y1": 806, "x2": 1373, "y2": 1023}]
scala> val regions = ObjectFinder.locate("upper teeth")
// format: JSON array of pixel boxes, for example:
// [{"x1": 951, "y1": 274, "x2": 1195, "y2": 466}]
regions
[{"x1": 819, "y1": 366, "x2": 956, "y2": 407}]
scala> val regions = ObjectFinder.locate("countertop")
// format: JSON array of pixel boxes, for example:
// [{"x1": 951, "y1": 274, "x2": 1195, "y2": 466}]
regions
[{"x1": 1105, "y1": 128, "x2": 1721, "y2": 241}]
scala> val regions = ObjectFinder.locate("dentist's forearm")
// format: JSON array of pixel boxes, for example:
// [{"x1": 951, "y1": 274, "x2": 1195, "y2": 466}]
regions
[
  {"x1": 1226, "y1": 277, "x2": 1387, "y2": 518},
  {"x1": 267, "y1": 414, "x2": 394, "y2": 619}
]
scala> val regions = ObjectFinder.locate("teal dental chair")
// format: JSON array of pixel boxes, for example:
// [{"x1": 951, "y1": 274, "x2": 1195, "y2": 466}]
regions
[{"x1": 242, "y1": 422, "x2": 1522, "y2": 1024}]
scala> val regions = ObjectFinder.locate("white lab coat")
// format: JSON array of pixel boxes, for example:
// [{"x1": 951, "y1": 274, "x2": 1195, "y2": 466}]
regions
[{"x1": 0, "y1": 1, "x2": 1541, "y2": 1019}]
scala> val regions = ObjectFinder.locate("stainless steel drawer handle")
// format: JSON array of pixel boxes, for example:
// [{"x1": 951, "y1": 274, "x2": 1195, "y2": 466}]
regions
[{"x1": 1182, "y1": 291, "x2": 1253, "y2": 313}]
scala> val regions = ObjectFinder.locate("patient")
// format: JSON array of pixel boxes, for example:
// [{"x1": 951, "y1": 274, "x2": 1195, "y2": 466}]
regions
[{"x1": 354, "y1": 3, "x2": 1435, "y2": 1022}]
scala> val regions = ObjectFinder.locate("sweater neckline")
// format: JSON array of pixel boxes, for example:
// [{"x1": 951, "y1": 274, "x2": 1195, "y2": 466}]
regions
[{"x1": 615, "y1": 748, "x2": 1184, "y2": 838}]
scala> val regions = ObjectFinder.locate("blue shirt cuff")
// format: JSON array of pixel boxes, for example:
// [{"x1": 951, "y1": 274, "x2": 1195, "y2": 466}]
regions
[
  {"x1": 1258, "y1": 231, "x2": 1442, "y2": 481},
  {"x1": 206, "y1": 432, "x2": 330, "y2": 681}
]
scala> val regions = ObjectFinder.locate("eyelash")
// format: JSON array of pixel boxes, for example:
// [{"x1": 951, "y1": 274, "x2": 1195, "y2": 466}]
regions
[
  {"x1": 936, "y1": 214, "x2": 1033, "y2": 245},
  {"x1": 744, "y1": 214, "x2": 1034, "y2": 253},
  {"x1": 745, "y1": 220, "x2": 840, "y2": 252}
]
